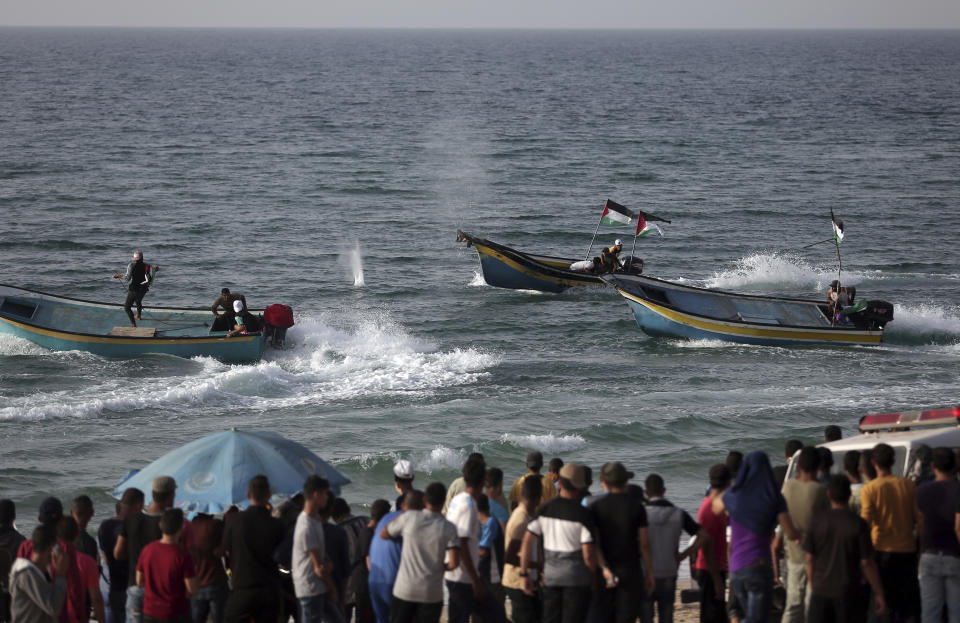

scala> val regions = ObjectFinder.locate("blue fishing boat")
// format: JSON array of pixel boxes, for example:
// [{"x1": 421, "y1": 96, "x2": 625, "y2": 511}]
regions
[
  {"x1": 0, "y1": 284, "x2": 274, "y2": 362},
  {"x1": 457, "y1": 230, "x2": 643, "y2": 293},
  {"x1": 601, "y1": 273, "x2": 894, "y2": 346}
]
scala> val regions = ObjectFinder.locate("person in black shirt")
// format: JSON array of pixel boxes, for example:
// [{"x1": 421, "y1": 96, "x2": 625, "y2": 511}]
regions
[
  {"x1": 0, "y1": 499, "x2": 26, "y2": 623},
  {"x1": 589, "y1": 462, "x2": 654, "y2": 623},
  {"x1": 804, "y1": 475, "x2": 884, "y2": 623},
  {"x1": 221, "y1": 475, "x2": 285, "y2": 623},
  {"x1": 113, "y1": 483, "x2": 166, "y2": 623},
  {"x1": 98, "y1": 491, "x2": 137, "y2": 623},
  {"x1": 916, "y1": 447, "x2": 960, "y2": 622}
]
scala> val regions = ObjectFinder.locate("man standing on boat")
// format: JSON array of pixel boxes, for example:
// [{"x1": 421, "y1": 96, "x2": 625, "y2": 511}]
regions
[{"x1": 113, "y1": 250, "x2": 154, "y2": 328}]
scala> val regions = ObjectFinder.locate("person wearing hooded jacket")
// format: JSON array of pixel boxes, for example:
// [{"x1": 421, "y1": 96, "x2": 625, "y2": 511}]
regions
[
  {"x1": 712, "y1": 451, "x2": 800, "y2": 623},
  {"x1": 9, "y1": 525, "x2": 69, "y2": 623}
]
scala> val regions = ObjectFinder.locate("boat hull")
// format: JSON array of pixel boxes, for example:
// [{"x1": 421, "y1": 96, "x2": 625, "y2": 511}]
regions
[
  {"x1": 605, "y1": 275, "x2": 885, "y2": 346},
  {"x1": 459, "y1": 231, "x2": 602, "y2": 293},
  {"x1": 0, "y1": 285, "x2": 267, "y2": 362}
]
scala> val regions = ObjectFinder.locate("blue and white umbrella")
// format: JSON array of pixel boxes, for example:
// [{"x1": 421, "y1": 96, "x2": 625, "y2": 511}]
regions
[{"x1": 112, "y1": 429, "x2": 350, "y2": 514}]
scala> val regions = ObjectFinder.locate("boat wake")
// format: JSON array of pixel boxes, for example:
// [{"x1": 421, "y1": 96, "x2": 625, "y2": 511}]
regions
[
  {"x1": 697, "y1": 253, "x2": 878, "y2": 292},
  {"x1": 882, "y1": 303, "x2": 960, "y2": 346},
  {"x1": 0, "y1": 310, "x2": 500, "y2": 421}
]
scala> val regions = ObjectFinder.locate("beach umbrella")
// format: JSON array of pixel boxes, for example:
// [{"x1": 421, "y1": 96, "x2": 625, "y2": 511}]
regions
[{"x1": 112, "y1": 429, "x2": 350, "y2": 514}]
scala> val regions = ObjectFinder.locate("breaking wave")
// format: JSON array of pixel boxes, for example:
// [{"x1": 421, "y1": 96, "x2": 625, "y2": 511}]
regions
[{"x1": 0, "y1": 311, "x2": 500, "y2": 421}]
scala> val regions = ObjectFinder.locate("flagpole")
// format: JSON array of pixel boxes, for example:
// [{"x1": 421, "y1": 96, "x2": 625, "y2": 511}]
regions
[
  {"x1": 629, "y1": 232, "x2": 639, "y2": 272},
  {"x1": 584, "y1": 204, "x2": 605, "y2": 261}
]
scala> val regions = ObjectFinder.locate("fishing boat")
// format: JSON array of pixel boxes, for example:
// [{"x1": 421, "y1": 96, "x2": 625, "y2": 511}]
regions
[
  {"x1": 0, "y1": 284, "x2": 281, "y2": 362},
  {"x1": 601, "y1": 273, "x2": 894, "y2": 346},
  {"x1": 456, "y1": 230, "x2": 644, "y2": 293}
]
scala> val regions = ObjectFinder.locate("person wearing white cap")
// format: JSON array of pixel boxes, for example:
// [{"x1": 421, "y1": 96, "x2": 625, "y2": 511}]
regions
[
  {"x1": 394, "y1": 460, "x2": 419, "y2": 511},
  {"x1": 226, "y1": 299, "x2": 262, "y2": 338},
  {"x1": 112, "y1": 250, "x2": 155, "y2": 327}
]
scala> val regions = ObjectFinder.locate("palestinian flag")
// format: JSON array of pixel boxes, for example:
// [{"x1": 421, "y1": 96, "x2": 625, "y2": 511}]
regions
[
  {"x1": 831, "y1": 210, "x2": 845, "y2": 245},
  {"x1": 636, "y1": 211, "x2": 664, "y2": 237},
  {"x1": 599, "y1": 199, "x2": 635, "y2": 227}
]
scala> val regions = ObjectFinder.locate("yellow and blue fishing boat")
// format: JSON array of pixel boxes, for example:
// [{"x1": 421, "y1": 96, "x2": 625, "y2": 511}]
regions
[
  {"x1": 601, "y1": 273, "x2": 894, "y2": 346},
  {"x1": 457, "y1": 230, "x2": 644, "y2": 293},
  {"x1": 0, "y1": 284, "x2": 270, "y2": 362}
]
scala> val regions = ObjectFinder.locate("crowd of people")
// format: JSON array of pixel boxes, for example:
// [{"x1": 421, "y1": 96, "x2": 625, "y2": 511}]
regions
[{"x1": 1, "y1": 428, "x2": 958, "y2": 623}]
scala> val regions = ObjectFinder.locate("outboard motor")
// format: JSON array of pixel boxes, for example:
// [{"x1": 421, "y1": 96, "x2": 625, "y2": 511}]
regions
[
  {"x1": 619, "y1": 256, "x2": 644, "y2": 275},
  {"x1": 263, "y1": 304, "x2": 295, "y2": 348},
  {"x1": 845, "y1": 300, "x2": 894, "y2": 331}
]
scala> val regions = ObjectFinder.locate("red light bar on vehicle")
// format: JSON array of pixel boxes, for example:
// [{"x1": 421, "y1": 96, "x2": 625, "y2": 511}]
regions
[{"x1": 859, "y1": 407, "x2": 960, "y2": 433}]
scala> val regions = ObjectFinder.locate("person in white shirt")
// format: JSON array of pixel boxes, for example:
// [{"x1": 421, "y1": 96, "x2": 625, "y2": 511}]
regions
[{"x1": 292, "y1": 476, "x2": 336, "y2": 623}]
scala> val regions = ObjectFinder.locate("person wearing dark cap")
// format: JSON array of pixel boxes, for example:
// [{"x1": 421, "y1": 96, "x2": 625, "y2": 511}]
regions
[
  {"x1": 507, "y1": 452, "x2": 556, "y2": 512},
  {"x1": 9, "y1": 524, "x2": 69, "y2": 623},
  {"x1": 1, "y1": 499, "x2": 26, "y2": 623},
  {"x1": 522, "y1": 463, "x2": 597, "y2": 623},
  {"x1": 588, "y1": 462, "x2": 654, "y2": 623},
  {"x1": 114, "y1": 476, "x2": 182, "y2": 623}
]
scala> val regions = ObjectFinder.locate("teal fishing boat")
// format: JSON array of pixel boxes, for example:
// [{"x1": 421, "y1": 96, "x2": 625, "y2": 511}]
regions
[
  {"x1": 0, "y1": 284, "x2": 278, "y2": 362},
  {"x1": 601, "y1": 273, "x2": 894, "y2": 346}
]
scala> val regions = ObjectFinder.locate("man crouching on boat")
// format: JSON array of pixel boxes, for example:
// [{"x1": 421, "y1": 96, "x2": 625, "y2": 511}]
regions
[
  {"x1": 227, "y1": 300, "x2": 262, "y2": 337},
  {"x1": 599, "y1": 240, "x2": 623, "y2": 274}
]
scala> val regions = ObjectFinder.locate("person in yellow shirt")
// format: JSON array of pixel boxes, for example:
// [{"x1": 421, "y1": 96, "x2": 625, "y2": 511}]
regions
[
  {"x1": 859, "y1": 443, "x2": 922, "y2": 623},
  {"x1": 507, "y1": 452, "x2": 556, "y2": 511}
]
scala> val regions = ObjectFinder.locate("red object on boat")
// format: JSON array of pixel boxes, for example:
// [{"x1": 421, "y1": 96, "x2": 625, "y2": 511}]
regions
[
  {"x1": 264, "y1": 304, "x2": 294, "y2": 328},
  {"x1": 859, "y1": 407, "x2": 960, "y2": 433}
]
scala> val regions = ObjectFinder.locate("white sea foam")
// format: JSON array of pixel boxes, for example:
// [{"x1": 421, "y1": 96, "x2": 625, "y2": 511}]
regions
[
  {"x1": 671, "y1": 339, "x2": 742, "y2": 349},
  {"x1": 702, "y1": 253, "x2": 875, "y2": 291},
  {"x1": 0, "y1": 310, "x2": 500, "y2": 421},
  {"x1": 0, "y1": 334, "x2": 49, "y2": 356},
  {"x1": 885, "y1": 303, "x2": 960, "y2": 343},
  {"x1": 500, "y1": 433, "x2": 586, "y2": 454},
  {"x1": 468, "y1": 270, "x2": 487, "y2": 287},
  {"x1": 415, "y1": 445, "x2": 466, "y2": 473}
]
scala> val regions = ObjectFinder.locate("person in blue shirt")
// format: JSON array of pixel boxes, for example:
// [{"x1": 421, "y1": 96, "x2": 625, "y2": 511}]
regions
[
  {"x1": 368, "y1": 493, "x2": 422, "y2": 623},
  {"x1": 477, "y1": 495, "x2": 505, "y2": 615}
]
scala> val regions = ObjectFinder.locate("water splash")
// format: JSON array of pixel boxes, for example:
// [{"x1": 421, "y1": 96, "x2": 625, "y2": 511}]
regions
[
  {"x1": 350, "y1": 243, "x2": 365, "y2": 287},
  {"x1": 700, "y1": 252, "x2": 877, "y2": 292},
  {"x1": 884, "y1": 303, "x2": 960, "y2": 345}
]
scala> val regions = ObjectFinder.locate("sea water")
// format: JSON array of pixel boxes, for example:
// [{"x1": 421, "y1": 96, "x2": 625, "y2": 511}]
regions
[{"x1": 1, "y1": 29, "x2": 959, "y2": 523}]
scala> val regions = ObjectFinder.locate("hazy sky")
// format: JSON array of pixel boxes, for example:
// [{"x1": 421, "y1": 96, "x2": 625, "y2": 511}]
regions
[{"x1": 2, "y1": 0, "x2": 960, "y2": 29}]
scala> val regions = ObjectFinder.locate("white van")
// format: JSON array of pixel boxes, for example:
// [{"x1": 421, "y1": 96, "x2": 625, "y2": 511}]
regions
[{"x1": 785, "y1": 407, "x2": 960, "y2": 480}]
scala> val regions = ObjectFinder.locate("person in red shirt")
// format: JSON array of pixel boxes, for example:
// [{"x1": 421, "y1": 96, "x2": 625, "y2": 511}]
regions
[
  {"x1": 136, "y1": 509, "x2": 197, "y2": 623},
  {"x1": 694, "y1": 464, "x2": 731, "y2": 623},
  {"x1": 57, "y1": 517, "x2": 105, "y2": 623}
]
